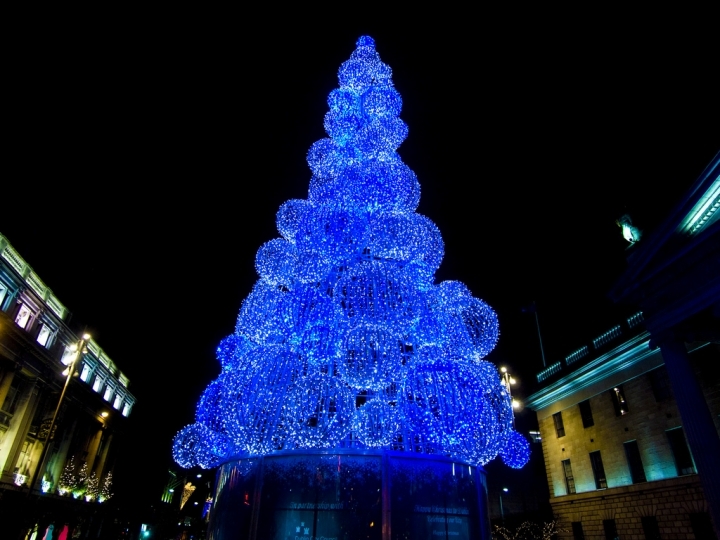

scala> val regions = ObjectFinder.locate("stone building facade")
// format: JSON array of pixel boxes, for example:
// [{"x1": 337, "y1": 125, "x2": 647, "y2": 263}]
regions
[
  {"x1": 527, "y1": 321, "x2": 719, "y2": 539},
  {"x1": 0, "y1": 233, "x2": 135, "y2": 501}
]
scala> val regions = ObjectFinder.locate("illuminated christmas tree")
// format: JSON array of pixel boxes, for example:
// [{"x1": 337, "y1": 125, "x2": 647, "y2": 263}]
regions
[
  {"x1": 74, "y1": 462, "x2": 88, "y2": 499},
  {"x1": 173, "y1": 36, "x2": 529, "y2": 471},
  {"x1": 99, "y1": 471, "x2": 114, "y2": 502},
  {"x1": 85, "y1": 472, "x2": 99, "y2": 502},
  {"x1": 58, "y1": 456, "x2": 78, "y2": 495}
]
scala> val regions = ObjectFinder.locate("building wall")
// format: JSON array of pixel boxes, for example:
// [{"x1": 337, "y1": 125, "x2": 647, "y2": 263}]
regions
[
  {"x1": 533, "y1": 344, "x2": 720, "y2": 539},
  {"x1": 540, "y1": 366, "x2": 688, "y2": 498},
  {"x1": 552, "y1": 475, "x2": 709, "y2": 540}
]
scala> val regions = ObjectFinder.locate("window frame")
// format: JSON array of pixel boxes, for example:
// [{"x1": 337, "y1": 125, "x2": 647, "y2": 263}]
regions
[
  {"x1": 602, "y1": 519, "x2": 619, "y2": 540},
  {"x1": 553, "y1": 411, "x2": 566, "y2": 438},
  {"x1": 623, "y1": 440, "x2": 647, "y2": 483},
  {"x1": 562, "y1": 458, "x2": 576, "y2": 494},
  {"x1": 578, "y1": 399, "x2": 594, "y2": 428},
  {"x1": 666, "y1": 427, "x2": 695, "y2": 476},
  {"x1": 589, "y1": 450, "x2": 608, "y2": 489}
]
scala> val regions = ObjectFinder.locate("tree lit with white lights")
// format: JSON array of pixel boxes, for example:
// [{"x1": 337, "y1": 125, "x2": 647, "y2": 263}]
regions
[{"x1": 173, "y1": 36, "x2": 529, "y2": 471}]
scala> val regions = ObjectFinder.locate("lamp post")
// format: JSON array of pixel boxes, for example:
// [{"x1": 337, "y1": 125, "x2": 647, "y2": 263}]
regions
[
  {"x1": 500, "y1": 366, "x2": 520, "y2": 426},
  {"x1": 500, "y1": 487, "x2": 508, "y2": 525},
  {"x1": 27, "y1": 332, "x2": 90, "y2": 496}
]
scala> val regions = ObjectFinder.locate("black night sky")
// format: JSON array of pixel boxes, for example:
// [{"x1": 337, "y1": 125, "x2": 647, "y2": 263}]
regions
[{"x1": 3, "y1": 12, "x2": 718, "y2": 509}]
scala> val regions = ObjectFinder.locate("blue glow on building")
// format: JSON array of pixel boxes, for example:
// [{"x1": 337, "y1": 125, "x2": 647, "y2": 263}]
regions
[{"x1": 173, "y1": 36, "x2": 529, "y2": 471}]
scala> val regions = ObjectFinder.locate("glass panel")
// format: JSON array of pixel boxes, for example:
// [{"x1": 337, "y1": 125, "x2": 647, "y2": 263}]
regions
[
  {"x1": 257, "y1": 453, "x2": 382, "y2": 540},
  {"x1": 562, "y1": 459, "x2": 576, "y2": 494},
  {"x1": 390, "y1": 455, "x2": 482, "y2": 540},
  {"x1": 578, "y1": 400, "x2": 593, "y2": 428},
  {"x1": 0, "y1": 281, "x2": 8, "y2": 308},
  {"x1": 15, "y1": 304, "x2": 31, "y2": 328},
  {"x1": 590, "y1": 451, "x2": 607, "y2": 489},
  {"x1": 37, "y1": 324, "x2": 52, "y2": 347},
  {"x1": 207, "y1": 459, "x2": 259, "y2": 540}
]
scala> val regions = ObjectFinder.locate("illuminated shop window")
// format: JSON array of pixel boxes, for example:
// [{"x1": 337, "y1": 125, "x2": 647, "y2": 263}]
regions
[
  {"x1": 589, "y1": 451, "x2": 607, "y2": 489},
  {"x1": 610, "y1": 386, "x2": 629, "y2": 416},
  {"x1": 113, "y1": 394, "x2": 123, "y2": 410},
  {"x1": 562, "y1": 459, "x2": 576, "y2": 494},
  {"x1": 623, "y1": 440, "x2": 646, "y2": 483},
  {"x1": 666, "y1": 427, "x2": 695, "y2": 476},
  {"x1": 36, "y1": 324, "x2": 52, "y2": 347},
  {"x1": 15, "y1": 304, "x2": 32, "y2": 328},
  {"x1": 578, "y1": 399, "x2": 594, "y2": 428},
  {"x1": 553, "y1": 412, "x2": 565, "y2": 438}
]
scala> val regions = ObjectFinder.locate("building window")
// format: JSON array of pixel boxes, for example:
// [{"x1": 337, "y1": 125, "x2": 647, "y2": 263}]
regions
[
  {"x1": 562, "y1": 459, "x2": 576, "y2": 494},
  {"x1": 103, "y1": 385, "x2": 114, "y2": 402},
  {"x1": 610, "y1": 386, "x2": 629, "y2": 416},
  {"x1": 624, "y1": 440, "x2": 646, "y2": 483},
  {"x1": 80, "y1": 363, "x2": 92, "y2": 382},
  {"x1": 589, "y1": 451, "x2": 608, "y2": 489},
  {"x1": 689, "y1": 512, "x2": 714, "y2": 539},
  {"x1": 92, "y1": 375, "x2": 104, "y2": 393},
  {"x1": 14, "y1": 303, "x2": 32, "y2": 328},
  {"x1": 578, "y1": 399, "x2": 594, "y2": 428},
  {"x1": 0, "y1": 281, "x2": 8, "y2": 309},
  {"x1": 36, "y1": 324, "x2": 53, "y2": 347},
  {"x1": 553, "y1": 412, "x2": 565, "y2": 437},
  {"x1": 113, "y1": 394, "x2": 123, "y2": 410},
  {"x1": 122, "y1": 402, "x2": 133, "y2": 417},
  {"x1": 603, "y1": 519, "x2": 619, "y2": 540},
  {"x1": 666, "y1": 427, "x2": 695, "y2": 475},
  {"x1": 641, "y1": 516, "x2": 661, "y2": 539},
  {"x1": 571, "y1": 522, "x2": 585, "y2": 540},
  {"x1": 648, "y1": 367, "x2": 672, "y2": 401}
]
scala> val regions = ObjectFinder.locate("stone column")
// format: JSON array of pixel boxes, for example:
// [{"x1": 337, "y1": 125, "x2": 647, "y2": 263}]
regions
[
  {"x1": 0, "y1": 380, "x2": 39, "y2": 484},
  {"x1": 84, "y1": 427, "x2": 104, "y2": 474},
  {"x1": 659, "y1": 337, "x2": 720, "y2": 534},
  {"x1": 45, "y1": 417, "x2": 79, "y2": 493},
  {"x1": 0, "y1": 364, "x2": 17, "y2": 409},
  {"x1": 93, "y1": 431, "x2": 113, "y2": 480}
]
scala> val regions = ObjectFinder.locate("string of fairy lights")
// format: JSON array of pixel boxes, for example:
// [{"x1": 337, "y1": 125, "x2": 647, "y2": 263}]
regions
[{"x1": 173, "y1": 35, "x2": 530, "y2": 470}]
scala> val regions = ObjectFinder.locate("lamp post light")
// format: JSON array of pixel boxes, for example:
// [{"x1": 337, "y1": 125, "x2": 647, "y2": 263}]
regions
[{"x1": 27, "y1": 332, "x2": 90, "y2": 496}]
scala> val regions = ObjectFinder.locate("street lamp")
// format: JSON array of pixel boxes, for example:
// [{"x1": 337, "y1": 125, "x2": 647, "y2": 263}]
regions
[
  {"x1": 500, "y1": 487, "x2": 508, "y2": 525},
  {"x1": 27, "y1": 333, "x2": 91, "y2": 495},
  {"x1": 500, "y1": 367, "x2": 520, "y2": 425}
]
